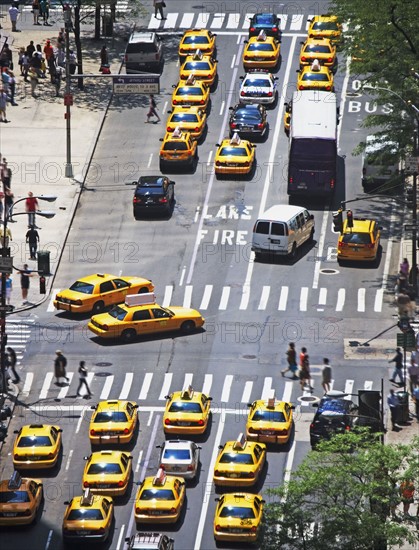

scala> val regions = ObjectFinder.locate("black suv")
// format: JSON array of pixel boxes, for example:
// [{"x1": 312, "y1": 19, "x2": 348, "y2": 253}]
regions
[
  {"x1": 309, "y1": 391, "x2": 358, "y2": 449},
  {"x1": 229, "y1": 103, "x2": 268, "y2": 139},
  {"x1": 133, "y1": 176, "x2": 175, "y2": 218},
  {"x1": 248, "y1": 13, "x2": 282, "y2": 41}
]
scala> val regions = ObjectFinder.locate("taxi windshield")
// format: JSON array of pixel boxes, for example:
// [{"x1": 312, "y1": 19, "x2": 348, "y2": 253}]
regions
[
  {"x1": 342, "y1": 232, "x2": 372, "y2": 245},
  {"x1": 184, "y1": 62, "x2": 211, "y2": 70},
  {"x1": 94, "y1": 411, "x2": 128, "y2": 423},
  {"x1": 108, "y1": 306, "x2": 127, "y2": 321},
  {"x1": 251, "y1": 410, "x2": 286, "y2": 422},
  {"x1": 183, "y1": 36, "x2": 209, "y2": 45},
  {"x1": 67, "y1": 508, "x2": 104, "y2": 521},
  {"x1": 171, "y1": 113, "x2": 199, "y2": 122},
  {"x1": 176, "y1": 87, "x2": 203, "y2": 96},
  {"x1": 219, "y1": 147, "x2": 248, "y2": 156},
  {"x1": 302, "y1": 73, "x2": 329, "y2": 81},
  {"x1": 168, "y1": 401, "x2": 202, "y2": 413},
  {"x1": 140, "y1": 489, "x2": 175, "y2": 500},
  {"x1": 0, "y1": 491, "x2": 30, "y2": 503},
  {"x1": 163, "y1": 142, "x2": 188, "y2": 151},
  {"x1": 87, "y1": 462, "x2": 122, "y2": 475},
  {"x1": 247, "y1": 43, "x2": 274, "y2": 51},
  {"x1": 219, "y1": 452, "x2": 254, "y2": 464},
  {"x1": 313, "y1": 21, "x2": 339, "y2": 30},
  {"x1": 69, "y1": 281, "x2": 94, "y2": 294},
  {"x1": 304, "y1": 44, "x2": 332, "y2": 53},
  {"x1": 219, "y1": 506, "x2": 256, "y2": 519},
  {"x1": 18, "y1": 436, "x2": 52, "y2": 447}
]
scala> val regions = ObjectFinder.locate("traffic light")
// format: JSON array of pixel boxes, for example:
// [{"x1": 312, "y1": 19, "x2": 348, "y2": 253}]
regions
[
  {"x1": 39, "y1": 276, "x2": 46, "y2": 295},
  {"x1": 346, "y1": 210, "x2": 354, "y2": 228},
  {"x1": 332, "y1": 209, "x2": 343, "y2": 233}
]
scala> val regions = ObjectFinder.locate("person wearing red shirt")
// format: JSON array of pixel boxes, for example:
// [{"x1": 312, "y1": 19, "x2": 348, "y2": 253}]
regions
[{"x1": 25, "y1": 191, "x2": 39, "y2": 228}]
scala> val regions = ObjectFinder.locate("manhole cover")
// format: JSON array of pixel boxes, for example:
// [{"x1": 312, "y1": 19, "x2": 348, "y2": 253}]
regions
[
  {"x1": 320, "y1": 268, "x2": 339, "y2": 274},
  {"x1": 297, "y1": 395, "x2": 320, "y2": 404},
  {"x1": 95, "y1": 362, "x2": 112, "y2": 367},
  {"x1": 242, "y1": 355, "x2": 256, "y2": 360}
]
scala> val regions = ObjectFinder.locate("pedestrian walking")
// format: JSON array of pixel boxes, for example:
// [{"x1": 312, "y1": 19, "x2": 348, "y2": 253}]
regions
[
  {"x1": 4, "y1": 185, "x2": 14, "y2": 220},
  {"x1": 0, "y1": 89, "x2": 9, "y2": 123},
  {"x1": 43, "y1": 40, "x2": 54, "y2": 63},
  {"x1": 53, "y1": 65, "x2": 63, "y2": 97},
  {"x1": 54, "y1": 350, "x2": 69, "y2": 385},
  {"x1": 281, "y1": 342, "x2": 298, "y2": 379},
  {"x1": 396, "y1": 290, "x2": 414, "y2": 318},
  {"x1": 26, "y1": 226, "x2": 39, "y2": 259},
  {"x1": 299, "y1": 349, "x2": 312, "y2": 391},
  {"x1": 9, "y1": 3, "x2": 19, "y2": 32},
  {"x1": 400, "y1": 258, "x2": 409, "y2": 278},
  {"x1": 99, "y1": 45, "x2": 108, "y2": 71},
  {"x1": 40, "y1": 0, "x2": 50, "y2": 25},
  {"x1": 399, "y1": 480, "x2": 415, "y2": 516},
  {"x1": 6, "y1": 69, "x2": 16, "y2": 105},
  {"x1": 6, "y1": 347, "x2": 19, "y2": 383},
  {"x1": 26, "y1": 41, "x2": 36, "y2": 58},
  {"x1": 18, "y1": 264, "x2": 32, "y2": 304},
  {"x1": 146, "y1": 94, "x2": 160, "y2": 123},
  {"x1": 32, "y1": 0, "x2": 40, "y2": 24},
  {"x1": 389, "y1": 347, "x2": 404, "y2": 386},
  {"x1": 387, "y1": 389, "x2": 399, "y2": 431},
  {"x1": 25, "y1": 192, "x2": 39, "y2": 228},
  {"x1": 153, "y1": 0, "x2": 166, "y2": 19},
  {"x1": 5, "y1": 274, "x2": 12, "y2": 305},
  {"x1": 29, "y1": 68, "x2": 39, "y2": 96},
  {"x1": 0, "y1": 44, "x2": 12, "y2": 69},
  {"x1": 76, "y1": 361, "x2": 92, "y2": 398},
  {"x1": 68, "y1": 50, "x2": 77, "y2": 74},
  {"x1": 1, "y1": 158, "x2": 12, "y2": 188},
  {"x1": 413, "y1": 385, "x2": 419, "y2": 423},
  {"x1": 321, "y1": 358, "x2": 332, "y2": 394}
]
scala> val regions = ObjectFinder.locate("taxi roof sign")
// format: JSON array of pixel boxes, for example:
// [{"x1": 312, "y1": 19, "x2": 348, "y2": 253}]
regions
[
  {"x1": 153, "y1": 468, "x2": 167, "y2": 486},
  {"x1": 230, "y1": 133, "x2": 241, "y2": 145},
  {"x1": 181, "y1": 385, "x2": 194, "y2": 399},
  {"x1": 81, "y1": 488, "x2": 94, "y2": 506},
  {"x1": 257, "y1": 30, "x2": 267, "y2": 41},
  {"x1": 266, "y1": 390, "x2": 276, "y2": 408},
  {"x1": 233, "y1": 433, "x2": 246, "y2": 450},
  {"x1": 311, "y1": 59, "x2": 321, "y2": 71},
  {"x1": 125, "y1": 293, "x2": 156, "y2": 307},
  {"x1": 193, "y1": 49, "x2": 203, "y2": 60},
  {"x1": 172, "y1": 126, "x2": 183, "y2": 138},
  {"x1": 186, "y1": 74, "x2": 196, "y2": 85}
]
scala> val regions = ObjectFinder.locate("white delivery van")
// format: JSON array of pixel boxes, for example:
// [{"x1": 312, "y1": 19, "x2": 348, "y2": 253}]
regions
[
  {"x1": 361, "y1": 135, "x2": 401, "y2": 192},
  {"x1": 252, "y1": 205, "x2": 315, "y2": 260}
]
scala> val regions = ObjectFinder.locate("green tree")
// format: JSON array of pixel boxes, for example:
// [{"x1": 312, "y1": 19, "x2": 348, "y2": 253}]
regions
[
  {"x1": 330, "y1": 0, "x2": 419, "y2": 157},
  {"x1": 262, "y1": 431, "x2": 419, "y2": 550}
]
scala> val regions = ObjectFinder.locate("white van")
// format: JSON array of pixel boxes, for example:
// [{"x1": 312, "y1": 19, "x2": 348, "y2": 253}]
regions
[
  {"x1": 361, "y1": 135, "x2": 401, "y2": 192},
  {"x1": 252, "y1": 205, "x2": 315, "y2": 260}
]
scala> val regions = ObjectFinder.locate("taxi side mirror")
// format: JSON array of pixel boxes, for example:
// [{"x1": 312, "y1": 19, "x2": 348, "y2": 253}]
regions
[
  {"x1": 172, "y1": 84, "x2": 176, "y2": 88},
  {"x1": 128, "y1": 456, "x2": 133, "y2": 460},
  {"x1": 310, "y1": 214, "x2": 314, "y2": 220},
  {"x1": 247, "y1": 403, "x2": 253, "y2": 407},
  {"x1": 296, "y1": 69, "x2": 301, "y2": 73},
  {"x1": 90, "y1": 405, "x2": 97, "y2": 410},
  {"x1": 58, "y1": 429, "x2": 63, "y2": 433},
  {"x1": 290, "y1": 405, "x2": 296, "y2": 410},
  {"x1": 156, "y1": 444, "x2": 162, "y2": 449},
  {"x1": 159, "y1": 138, "x2": 164, "y2": 142},
  {"x1": 83, "y1": 456, "x2": 89, "y2": 460},
  {"x1": 308, "y1": 18, "x2": 313, "y2": 22},
  {"x1": 167, "y1": 110, "x2": 173, "y2": 114},
  {"x1": 13, "y1": 430, "x2": 19, "y2": 434},
  {"x1": 197, "y1": 446, "x2": 202, "y2": 450},
  {"x1": 215, "y1": 497, "x2": 220, "y2": 502},
  {"x1": 133, "y1": 404, "x2": 139, "y2": 408},
  {"x1": 218, "y1": 444, "x2": 223, "y2": 449},
  {"x1": 239, "y1": 76, "x2": 244, "y2": 80},
  {"x1": 207, "y1": 397, "x2": 213, "y2": 401},
  {"x1": 274, "y1": 77, "x2": 279, "y2": 80},
  {"x1": 64, "y1": 500, "x2": 70, "y2": 505},
  {"x1": 170, "y1": 180, "x2": 176, "y2": 185},
  {"x1": 229, "y1": 106, "x2": 234, "y2": 111},
  {"x1": 164, "y1": 395, "x2": 170, "y2": 400},
  {"x1": 312, "y1": 403, "x2": 319, "y2": 408},
  {"x1": 261, "y1": 499, "x2": 266, "y2": 504},
  {"x1": 300, "y1": 41, "x2": 305, "y2": 45},
  {"x1": 252, "y1": 144, "x2": 257, "y2": 148},
  {"x1": 125, "y1": 538, "x2": 131, "y2": 543},
  {"x1": 244, "y1": 40, "x2": 248, "y2": 44},
  {"x1": 216, "y1": 143, "x2": 220, "y2": 147}
]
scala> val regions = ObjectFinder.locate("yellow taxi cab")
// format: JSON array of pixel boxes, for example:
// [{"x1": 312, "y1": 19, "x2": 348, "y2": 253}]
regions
[
  {"x1": 134, "y1": 468, "x2": 186, "y2": 525},
  {"x1": 215, "y1": 133, "x2": 256, "y2": 176},
  {"x1": 53, "y1": 273, "x2": 154, "y2": 314},
  {"x1": 88, "y1": 293, "x2": 205, "y2": 342},
  {"x1": 171, "y1": 75, "x2": 210, "y2": 109},
  {"x1": 89, "y1": 400, "x2": 138, "y2": 445},
  {"x1": 337, "y1": 216, "x2": 381, "y2": 263},
  {"x1": 284, "y1": 100, "x2": 292, "y2": 135},
  {"x1": 13, "y1": 424, "x2": 62, "y2": 470},
  {"x1": 166, "y1": 106, "x2": 207, "y2": 140},
  {"x1": 180, "y1": 50, "x2": 217, "y2": 87},
  {"x1": 213, "y1": 433, "x2": 266, "y2": 487},
  {"x1": 243, "y1": 31, "x2": 281, "y2": 70},
  {"x1": 246, "y1": 392, "x2": 294, "y2": 444},
  {"x1": 178, "y1": 29, "x2": 216, "y2": 62},
  {"x1": 159, "y1": 127, "x2": 198, "y2": 171},
  {"x1": 163, "y1": 385, "x2": 212, "y2": 435},
  {"x1": 308, "y1": 15, "x2": 342, "y2": 44},
  {"x1": 214, "y1": 493, "x2": 264, "y2": 543},
  {"x1": 82, "y1": 451, "x2": 133, "y2": 496},
  {"x1": 62, "y1": 489, "x2": 114, "y2": 543},
  {"x1": 299, "y1": 37, "x2": 337, "y2": 71},
  {"x1": 0, "y1": 471, "x2": 43, "y2": 526},
  {"x1": 296, "y1": 59, "x2": 334, "y2": 91}
]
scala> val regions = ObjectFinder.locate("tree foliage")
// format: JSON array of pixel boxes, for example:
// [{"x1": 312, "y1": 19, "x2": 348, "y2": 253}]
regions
[
  {"x1": 262, "y1": 431, "x2": 419, "y2": 550},
  {"x1": 330, "y1": 0, "x2": 419, "y2": 157}
]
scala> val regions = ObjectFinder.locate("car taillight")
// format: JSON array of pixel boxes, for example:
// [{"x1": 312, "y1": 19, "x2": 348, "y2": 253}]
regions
[
  {"x1": 248, "y1": 427, "x2": 256, "y2": 433},
  {"x1": 243, "y1": 162, "x2": 250, "y2": 167},
  {"x1": 240, "y1": 91, "x2": 245, "y2": 96},
  {"x1": 83, "y1": 481, "x2": 89, "y2": 487},
  {"x1": 338, "y1": 242, "x2": 348, "y2": 248},
  {"x1": 257, "y1": 123, "x2": 263, "y2": 129},
  {"x1": 187, "y1": 464, "x2": 194, "y2": 471},
  {"x1": 330, "y1": 178, "x2": 335, "y2": 189},
  {"x1": 214, "y1": 470, "x2": 220, "y2": 476},
  {"x1": 101, "y1": 325, "x2": 109, "y2": 330},
  {"x1": 194, "y1": 127, "x2": 199, "y2": 132},
  {"x1": 198, "y1": 419, "x2": 205, "y2": 426},
  {"x1": 123, "y1": 428, "x2": 130, "y2": 434},
  {"x1": 165, "y1": 418, "x2": 171, "y2": 425},
  {"x1": 301, "y1": 56, "x2": 307, "y2": 62},
  {"x1": 244, "y1": 55, "x2": 250, "y2": 60},
  {"x1": 251, "y1": 526, "x2": 257, "y2": 533},
  {"x1": 215, "y1": 161, "x2": 221, "y2": 166},
  {"x1": 298, "y1": 85, "x2": 304, "y2": 90},
  {"x1": 289, "y1": 177, "x2": 293, "y2": 184},
  {"x1": 170, "y1": 507, "x2": 176, "y2": 514},
  {"x1": 135, "y1": 507, "x2": 141, "y2": 513},
  {"x1": 124, "y1": 54, "x2": 128, "y2": 63},
  {"x1": 326, "y1": 85, "x2": 331, "y2": 90},
  {"x1": 248, "y1": 471, "x2": 255, "y2": 478},
  {"x1": 231, "y1": 123, "x2": 237, "y2": 128},
  {"x1": 180, "y1": 74, "x2": 187, "y2": 79},
  {"x1": 272, "y1": 27, "x2": 278, "y2": 32},
  {"x1": 199, "y1": 100, "x2": 205, "y2": 104},
  {"x1": 47, "y1": 453, "x2": 54, "y2": 459},
  {"x1": 250, "y1": 27, "x2": 255, "y2": 32},
  {"x1": 90, "y1": 429, "x2": 96, "y2": 435},
  {"x1": 23, "y1": 509, "x2": 32, "y2": 516},
  {"x1": 118, "y1": 480, "x2": 124, "y2": 487},
  {"x1": 167, "y1": 127, "x2": 174, "y2": 132},
  {"x1": 173, "y1": 99, "x2": 178, "y2": 105},
  {"x1": 133, "y1": 197, "x2": 142, "y2": 204},
  {"x1": 215, "y1": 524, "x2": 221, "y2": 531},
  {"x1": 362, "y1": 168, "x2": 366, "y2": 175},
  {"x1": 267, "y1": 91, "x2": 272, "y2": 96},
  {"x1": 205, "y1": 74, "x2": 211, "y2": 78},
  {"x1": 159, "y1": 197, "x2": 168, "y2": 203},
  {"x1": 366, "y1": 243, "x2": 375, "y2": 249},
  {"x1": 327, "y1": 57, "x2": 333, "y2": 62}
]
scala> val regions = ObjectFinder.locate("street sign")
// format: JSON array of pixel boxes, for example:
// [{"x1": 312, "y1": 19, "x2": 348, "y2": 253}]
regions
[
  {"x1": 397, "y1": 332, "x2": 416, "y2": 349},
  {"x1": 0, "y1": 256, "x2": 13, "y2": 274},
  {"x1": 0, "y1": 305, "x2": 14, "y2": 312},
  {"x1": 405, "y1": 156, "x2": 419, "y2": 174},
  {"x1": 398, "y1": 317, "x2": 412, "y2": 333},
  {"x1": 112, "y1": 75, "x2": 160, "y2": 95}
]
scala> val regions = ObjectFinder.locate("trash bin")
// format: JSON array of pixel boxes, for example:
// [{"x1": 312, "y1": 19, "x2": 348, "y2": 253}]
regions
[
  {"x1": 102, "y1": 14, "x2": 113, "y2": 37},
  {"x1": 395, "y1": 391, "x2": 410, "y2": 423},
  {"x1": 37, "y1": 251, "x2": 51, "y2": 275}
]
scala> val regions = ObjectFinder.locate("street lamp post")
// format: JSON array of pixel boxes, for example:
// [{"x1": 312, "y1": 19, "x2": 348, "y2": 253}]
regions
[
  {"x1": 0, "y1": 195, "x2": 56, "y2": 396},
  {"x1": 63, "y1": 4, "x2": 73, "y2": 179}
]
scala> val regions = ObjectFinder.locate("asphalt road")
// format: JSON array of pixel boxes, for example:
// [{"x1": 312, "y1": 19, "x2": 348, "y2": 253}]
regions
[{"x1": 0, "y1": 2, "x2": 404, "y2": 549}]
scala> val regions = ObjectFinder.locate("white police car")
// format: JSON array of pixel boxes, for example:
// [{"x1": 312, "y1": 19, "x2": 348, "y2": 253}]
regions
[{"x1": 239, "y1": 69, "x2": 278, "y2": 106}]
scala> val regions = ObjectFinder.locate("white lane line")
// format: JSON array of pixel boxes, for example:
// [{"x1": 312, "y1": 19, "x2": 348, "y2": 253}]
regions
[
  {"x1": 139, "y1": 373, "x2": 153, "y2": 401},
  {"x1": 195, "y1": 12, "x2": 210, "y2": 28},
  {"x1": 207, "y1": 150, "x2": 213, "y2": 166},
  {"x1": 241, "y1": 381, "x2": 253, "y2": 403},
  {"x1": 199, "y1": 285, "x2": 213, "y2": 310},
  {"x1": 135, "y1": 449, "x2": 143, "y2": 474},
  {"x1": 211, "y1": 13, "x2": 225, "y2": 29},
  {"x1": 344, "y1": 379, "x2": 354, "y2": 400},
  {"x1": 258, "y1": 285, "x2": 270, "y2": 310},
  {"x1": 374, "y1": 289, "x2": 384, "y2": 312},
  {"x1": 202, "y1": 374, "x2": 213, "y2": 396},
  {"x1": 162, "y1": 285, "x2": 173, "y2": 307},
  {"x1": 39, "y1": 372, "x2": 54, "y2": 400},
  {"x1": 22, "y1": 372, "x2": 33, "y2": 394},
  {"x1": 221, "y1": 375, "x2": 233, "y2": 402},
  {"x1": 183, "y1": 285, "x2": 193, "y2": 307},
  {"x1": 279, "y1": 14, "x2": 288, "y2": 31},
  {"x1": 194, "y1": 409, "x2": 226, "y2": 550},
  {"x1": 230, "y1": 55, "x2": 236, "y2": 69},
  {"x1": 194, "y1": 206, "x2": 200, "y2": 223},
  {"x1": 100, "y1": 375, "x2": 114, "y2": 400},
  {"x1": 148, "y1": 15, "x2": 161, "y2": 29},
  {"x1": 183, "y1": 373, "x2": 193, "y2": 389},
  {"x1": 382, "y1": 206, "x2": 396, "y2": 302},
  {"x1": 239, "y1": 35, "x2": 298, "y2": 309},
  {"x1": 282, "y1": 381, "x2": 293, "y2": 403},
  {"x1": 278, "y1": 286, "x2": 289, "y2": 310},
  {"x1": 147, "y1": 410, "x2": 154, "y2": 427},
  {"x1": 289, "y1": 14, "x2": 304, "y2": 31},
  {"x1": 261, "y1": 377, "x2": 273, "y2": 400},
  {"x1": 219, "y1": 286, "x2": 230, "y2": 310},
  {"x1": 179, "y1": 266, "x2": 186, "y2": 286},
  {"x1": 75, "y1": 407, "x2": 88, "y2": 434},
  {"x1": 219, "y1": 100, "x2": 225, "y2": 116},
  {"x1": 306, "y1": 15, "x2": 315, "y2": 30},
  {"x1": 58, "y1": 373, "x2": 74, "y2": 399},
  {"x1": 312, "y1": 211, "x2": 329, "y2": 289},
  {"x1": 357, "y1": 288, "x2": 366, "y2": 312},
  {"x1": 47, "y1": 290, "x2": 59, "y2": 312},
  {"x1": 65, "y1": 449, "x2": 74, "y2": 472},
  {"x1": 115, "y1": 523, "x2": 126, "y2": 550},
  {"x1": 317, "y1": 287, "x2": 327, "y2": 310},
  {"x1": 336, "y1": 288, "x2": 345, "y2": 311},
  {"x1": 44, "y1": 530, "x2": 53, "y2": 550},
  {"x1": 159, "y1": 373, "x2": 173, "y2": 400},
  {"x1": 226, "y1": 13, "x2": 240, "y2": 28},
  {"x1": 119, "y1": 373, "x2": 133, "y2": 400},
  {"x1": 186, "y1": 38, "x2": 246, "y2": 285},
  {"x1": 283, "y1": 438, "x2": 297, "y2": 486},
  {"x1": 242, "y1": 13, "x2": 253, "y2": 30},
  {"x1": 179, "y1": 12, "x2": 194, "y2": 28},
  {"x1": 147, "y1": 153, "x2": 153, "y2": 168},
  {"x1": 164, "y1": 12, "x2": 177, "y2": 28},
  {"x1": 364, "y1": 380, "x2": 373, "y2": 390},
  {"x1": 300, "y1": 287, "x2": 308, "y2": 311}
]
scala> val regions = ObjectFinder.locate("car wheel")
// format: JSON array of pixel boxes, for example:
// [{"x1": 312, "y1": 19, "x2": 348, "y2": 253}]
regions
[
  {"x1": 308, "y1": 228, "x2": 315, "y2": 243},
  {"x1": 121, "y1": 329, "x2": 136, "y2": 343},
  {"x1": 92, "y1": 301, "x2": 104, "y2": 314},
  {"x1": 254, "y1": 252, "x2": 262, "y2": 262},
  {"x1": 181, "y1": 320, "x2": 195, "y2": 333},
  {"x1": 138, "y1": 287, "x2": 149, "y2": 294},
  {"x1": 289, "y1": 242, "x2": 297, "y2": 259}
]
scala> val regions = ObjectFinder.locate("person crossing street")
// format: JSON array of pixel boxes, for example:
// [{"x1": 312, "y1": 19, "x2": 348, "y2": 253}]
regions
[
  {"x1": 389, "y1": 347, "x2": 404, "y2": 386},
  {"x1": 76, "y1": 361, "x2": 92, "y2": 398},
  {"x1": 54, "y1": 350, "x2": 69, "y2": 385}
]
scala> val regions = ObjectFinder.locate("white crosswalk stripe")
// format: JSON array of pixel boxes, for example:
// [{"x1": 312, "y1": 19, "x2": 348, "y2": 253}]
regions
[{"x1": 6, "y1": 319, "x2": 35, "y2": 367}]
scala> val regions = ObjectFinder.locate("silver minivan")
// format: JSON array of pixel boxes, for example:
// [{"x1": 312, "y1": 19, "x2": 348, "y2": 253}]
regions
[
  {"x1": 125, "y1": 31, "x2": 163, "y2": 73},
  {"x1": 252, "y1": 204, "x2": 315, "y2": 260},
  {"x1": 361, "y1": 135, "x2": 401, "y2": 192}
]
